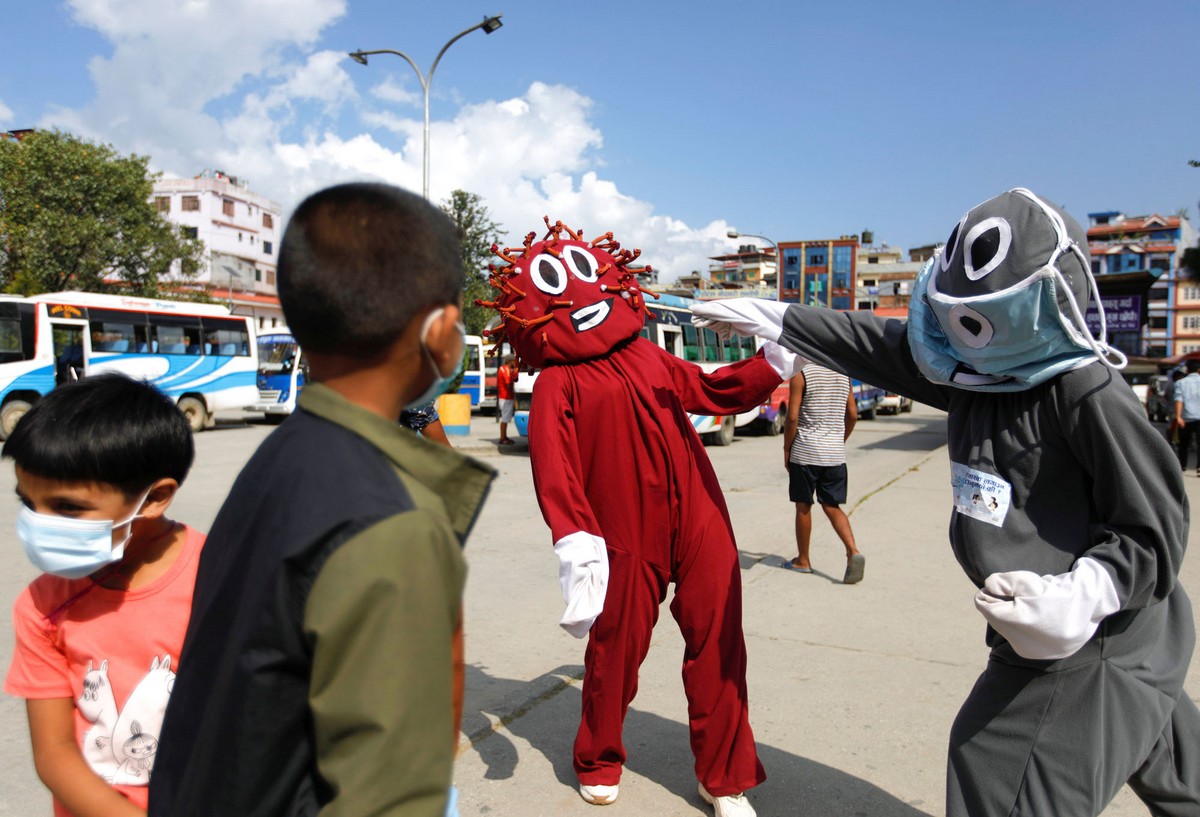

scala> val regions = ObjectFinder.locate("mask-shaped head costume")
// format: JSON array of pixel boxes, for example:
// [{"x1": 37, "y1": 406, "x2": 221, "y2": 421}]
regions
[
  {"x1": 478, "y1": 218, "x2": 658, "y2": 369},
  {"x1": 907, "y1": 187, "x2": 1127, "y2": 391}
]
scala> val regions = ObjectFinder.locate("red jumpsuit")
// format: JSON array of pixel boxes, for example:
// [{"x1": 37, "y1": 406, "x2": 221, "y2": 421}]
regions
[{"x1": 529, "y1": 337, "x2": 779, "y2": 796}]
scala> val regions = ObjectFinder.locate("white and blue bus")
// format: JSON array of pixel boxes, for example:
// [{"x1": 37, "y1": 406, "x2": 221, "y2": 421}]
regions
[
  {"x1": 246, "y1": 330, "x2": 307, "y2": 423},
  {"x1": 0, "y1": 291, "x2": 258, "y2": 437}
]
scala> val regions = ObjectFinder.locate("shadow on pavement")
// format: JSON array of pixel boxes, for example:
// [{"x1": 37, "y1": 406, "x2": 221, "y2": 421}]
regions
[{"x1": 462, "y1": 665, "x2": 934, "y2": 816}]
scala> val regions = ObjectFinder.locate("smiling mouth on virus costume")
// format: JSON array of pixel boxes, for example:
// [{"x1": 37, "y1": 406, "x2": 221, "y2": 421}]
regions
[{"x1": 570, "y1": 299, "x2": 613, "y2": 333}]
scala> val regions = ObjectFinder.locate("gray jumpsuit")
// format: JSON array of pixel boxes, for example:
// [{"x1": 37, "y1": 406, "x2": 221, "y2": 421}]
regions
[{"x1": 775, "y1": 303, "x2": 1200, "y2": 817}]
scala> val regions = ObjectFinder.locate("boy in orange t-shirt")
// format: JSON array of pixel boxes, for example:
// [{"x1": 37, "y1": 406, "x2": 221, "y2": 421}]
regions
[{"x1": 4, "y1": 374, "x2": 202, "y2": 817}]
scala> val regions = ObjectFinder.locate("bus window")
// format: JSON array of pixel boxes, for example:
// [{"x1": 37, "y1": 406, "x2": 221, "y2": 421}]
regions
[
  {"x1": 682, "y1": 324, "x2": 701, "y2": 362},
  {"x1": 90, "y1": 322, "x2": 136, "y2": 353},
  {"x1": 203, "y1": 317, "x2": 251, "y2": 355},
  {"x1": 154, "y1": 325, "x2": 190, "y2": 355},
  {"x1": 723, "y1": 334, "x2": 742, "y2": 362},
  {"x1": 741, "y1": 336, "x2": 755, "y2": 359},
  {"x1": 0, "y1": 319, "x2": 23, "y2": 364},
  {"x1": 701, "y1": 328, "x2": 721, "y2": 362},
  {"x1": 150, "y1": 314, "x2": 204, "y2": 355}
]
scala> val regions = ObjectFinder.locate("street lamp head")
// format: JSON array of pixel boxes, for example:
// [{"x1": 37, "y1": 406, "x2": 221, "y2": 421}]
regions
[
  {"x1": 726, "y1": 229, "x2": 740, "y2": 239},
  {"x1": 348, "y1": 51, "x2": 369, "y2": 65},
  {"x1": 482, "y1": 15, "x2": 503, "y2": 34}
]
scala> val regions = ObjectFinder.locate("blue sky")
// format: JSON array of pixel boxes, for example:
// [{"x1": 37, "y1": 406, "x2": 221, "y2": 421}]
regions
[{"x1": 3, "y1": 0, "x2": 1199, "y2": 281}]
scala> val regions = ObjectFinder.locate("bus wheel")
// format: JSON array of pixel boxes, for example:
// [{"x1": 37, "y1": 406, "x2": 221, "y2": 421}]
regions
[
  {"x1": 177, "y1": 397, "x2": 209, "y2": 433},
  {"x1": 705, "y1": 415, "x2": 736, "y2": 447},
  {"x1": 767, "y1": 408, "x2": 785, "y2": 436},
  {"x1": 0, "y1": 399, "x2": 32, "y2": 440}
]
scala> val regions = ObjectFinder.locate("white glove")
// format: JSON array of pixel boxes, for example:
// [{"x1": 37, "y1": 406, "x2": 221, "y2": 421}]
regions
[
  {"x1": 761, "y1": 340, "x2": 807, "y2": 379},
  {"x1": 974, "y1": 557, "x2": 1120, "y2": 660},
  {"x1": 690, "y1": 299, "x2": 791, "y2": 342},
  {"x1": 553, "y1": 532, "x2": 609, "y2": 638}
]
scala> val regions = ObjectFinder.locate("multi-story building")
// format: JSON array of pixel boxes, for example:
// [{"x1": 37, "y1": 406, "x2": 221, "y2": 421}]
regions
[
  {"x1": 699, "y1": 244, "x2": 777, "y2": 300},
  {"x1": 778, "y1": 236, "x2": 860, "y2": 309},
  {"x1": 1087, "y1": 210, "x2": 1196, "y2": 358},
  {"x1": 855, "y1": 243, "x2": 923, "y2": 317},
  {"x1": 152, "y1": 170, "x2": 285, "y2": 329}
]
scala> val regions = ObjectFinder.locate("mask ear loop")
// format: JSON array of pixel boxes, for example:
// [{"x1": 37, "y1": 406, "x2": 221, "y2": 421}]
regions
[
  {"x1": 1051, "y1": 244, "x2": 1128, "y2": 370},
  {"x1": 1014, "y1": 188, "x2": 1127, "y2": 371}
]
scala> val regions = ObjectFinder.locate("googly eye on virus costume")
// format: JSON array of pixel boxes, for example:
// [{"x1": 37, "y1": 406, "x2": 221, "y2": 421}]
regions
[
  {"x1": 689, "y1": 189, "x2": 1200, "y2": 816},
  {"x1": 478, "y1": 219, "x2": 805, "y2": 814}
]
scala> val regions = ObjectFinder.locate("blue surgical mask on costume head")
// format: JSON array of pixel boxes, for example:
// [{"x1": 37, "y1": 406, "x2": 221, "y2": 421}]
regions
[
  {"x1": 908, "y1": 188, "x2": 1127, "y2": 392},
  {"x1": 17, "y1": 490, "x2": 151, "y2": 580},
  {"x1": 404, "y1": 307, "x2": 466, "y2": 411}
]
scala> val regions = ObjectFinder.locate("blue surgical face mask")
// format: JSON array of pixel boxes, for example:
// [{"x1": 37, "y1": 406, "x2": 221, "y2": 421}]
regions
[
  {"x1": 404, "y1": 307, "x2": 466, "y2": 411},
  {"x1": 17, "y1": 491, "x2": 150, "y2": 580}
]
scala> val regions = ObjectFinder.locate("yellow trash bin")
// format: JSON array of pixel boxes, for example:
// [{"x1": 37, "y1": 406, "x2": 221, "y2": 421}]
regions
[{"x1": 437, "y1": 392, "x2": 472, "y2": 436}]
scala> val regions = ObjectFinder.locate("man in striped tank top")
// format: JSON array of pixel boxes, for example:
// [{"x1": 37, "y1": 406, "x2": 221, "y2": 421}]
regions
[{"x1": 782, "y1": 363, "x2": 865, "y2": 584}]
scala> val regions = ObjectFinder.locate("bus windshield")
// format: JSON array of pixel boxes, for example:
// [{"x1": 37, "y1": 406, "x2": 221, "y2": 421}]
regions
[{"x1": 257, "y1": 335, "x2": 298, "y2": 375}]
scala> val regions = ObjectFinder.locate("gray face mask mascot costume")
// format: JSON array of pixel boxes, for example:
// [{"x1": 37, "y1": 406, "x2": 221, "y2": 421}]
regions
[{"x1": 692, "y1": 188, "x2": 1200, "y2": 816}]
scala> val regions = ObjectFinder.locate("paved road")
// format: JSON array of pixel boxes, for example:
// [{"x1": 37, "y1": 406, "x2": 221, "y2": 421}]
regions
[{"x1": 0, "y1": 405, "x2": 1196, "y2": 816}]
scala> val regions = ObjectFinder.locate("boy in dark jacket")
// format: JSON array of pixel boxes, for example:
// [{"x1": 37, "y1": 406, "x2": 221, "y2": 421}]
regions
[{"x1": 150, "y1": 183, "x2": 495, "y2": 817}]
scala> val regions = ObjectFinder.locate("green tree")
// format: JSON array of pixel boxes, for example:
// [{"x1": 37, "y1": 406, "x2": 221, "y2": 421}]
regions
[
  {"x1": 0, "y1": 130, "x2": 203, "y2": 297},
  {"x1": 440, "y1": 189, "x2": 503, "y2": 335}
]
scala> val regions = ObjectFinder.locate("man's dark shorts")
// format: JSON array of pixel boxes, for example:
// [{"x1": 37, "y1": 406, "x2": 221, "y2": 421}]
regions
[{"x1": 789, "y1": 462, "x2": 848, "y2": 506}]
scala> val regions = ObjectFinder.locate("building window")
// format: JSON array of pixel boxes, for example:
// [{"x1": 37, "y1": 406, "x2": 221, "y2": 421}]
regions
[
  {"x1": 222, "y1": 199, "x2": 235, "y2": 217},
  {"x1": 1183, "y1": 316, "x2": 1200, "y2": 330},
  {"x1": 255, "y1": 269, "x2": 262, "y2": 282},
  {"x1": 1149, "y1": 316, "x2": 1168, "y2": 329},
  {"x1": 249, "y1": 236, "x2": 255, "y2": 245},
  {"x1": 267, "y1": 270, "x2": 276, "y2": 285},
  {"x1": 154, "y1": 196, "x2": 170, "y2": 213},
  {"x1": 258, "y1": 316, "x2": 264, "y2": 329},
  {"x1": 237, "y1": 233, "x2": 242, "y2": 242},
  {"x1": 806, "y1": 248, "x2": 827, "y2": 267},
  {"x1": 182, "y1": 196, "x2": 200, "y2": 212},
  {"x1": 181, "y1": 226, "x2": 198, "y2": 239},
  {"x1": 263, "y1": 213, "x2": 274, "y2": 229},
  {"x1": 1184, "y1": 287, "x2": 1200, "y2": 301},
  {"x1": 263, "y1": 240, "x2": 273, "y2": 255}
]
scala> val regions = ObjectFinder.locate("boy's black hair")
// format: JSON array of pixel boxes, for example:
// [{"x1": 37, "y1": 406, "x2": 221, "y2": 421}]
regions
[
  {"x1": 2, "y1": 373, "x2": 194, "y2": 496},
  {"x1": 277, "y1": 182, "x2": 463, "y2": 357}
]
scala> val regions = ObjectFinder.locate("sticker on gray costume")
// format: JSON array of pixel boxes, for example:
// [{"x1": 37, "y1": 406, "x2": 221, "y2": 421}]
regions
[{"x1": 950, "y1": 462, "x2": 1010, "y2": 527}]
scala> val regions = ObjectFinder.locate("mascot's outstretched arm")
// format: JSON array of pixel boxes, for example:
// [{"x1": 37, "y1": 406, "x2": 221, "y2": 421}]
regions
[{"x1": 656, "y1": 342, "x2": 801, "y2": 416}]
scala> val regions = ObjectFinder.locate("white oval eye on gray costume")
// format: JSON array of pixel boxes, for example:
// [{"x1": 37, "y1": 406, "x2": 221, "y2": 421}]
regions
[
  {"x1": 531, "y1": 254, "x2": 568, "y2": 295},
  {"x1": 963, "y1": 217, "x2": 1013, "y2": 281},
  {"x1": 564, "y1": 246, "x2": 599, "y2": 282},
  {"x1": 947, "y1": 303, "x2": 994, "y2": 349},
  {"x1": 940, "y1": 216, "x2": 968, "y2": 273}
]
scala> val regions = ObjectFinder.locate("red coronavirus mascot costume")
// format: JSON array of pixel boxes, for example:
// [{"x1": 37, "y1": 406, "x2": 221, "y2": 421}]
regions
[{"x1": 480, "y1": 220, "x2": 800, "y2": 815}]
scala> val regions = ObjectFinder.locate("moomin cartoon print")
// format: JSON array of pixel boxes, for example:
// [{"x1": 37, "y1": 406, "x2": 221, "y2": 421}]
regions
[{"x1": 77, "y1": 654, "x2": 174, "y2": 784}]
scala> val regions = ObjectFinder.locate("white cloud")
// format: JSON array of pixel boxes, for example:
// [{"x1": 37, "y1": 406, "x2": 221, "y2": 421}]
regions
[
  {"x1": 0, "y1": 100, "x2": 12, "y2": 127},
  {"x1": 370, "y1": 77, "x2": 420, "y2": 107},
  {"x1": 42, "y1": 0, "x2": 730, "y2": 282}
]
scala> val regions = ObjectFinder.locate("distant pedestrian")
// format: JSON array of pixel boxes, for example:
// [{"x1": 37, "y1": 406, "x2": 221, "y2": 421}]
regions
[
  {"x1": 781, "y1": 364, "x2": 864, "y2": 584},
  {"x1": 1174, "y1": 358, "x2": 1200, "y2": 472},
  {"x1": 496, "y1": 355, "x2": 517, "y2": 445}
]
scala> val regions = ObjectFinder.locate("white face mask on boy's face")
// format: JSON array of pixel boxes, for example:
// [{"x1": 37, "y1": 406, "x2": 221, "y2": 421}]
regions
[
  {"x1": 17, "y1": 490, "x2": 150, "y2": 580},
  {"x1": 404, "y1": 307, "x2": 466, "y2": 411}
]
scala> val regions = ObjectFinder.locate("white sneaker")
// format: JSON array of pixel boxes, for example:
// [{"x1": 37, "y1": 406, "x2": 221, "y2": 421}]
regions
[
  {"x1": 579, "y1": 783, "x2": 619, "y2": 805},
  {"x1": 699, "y1": 783, "x2": 757, "y2": 817}
]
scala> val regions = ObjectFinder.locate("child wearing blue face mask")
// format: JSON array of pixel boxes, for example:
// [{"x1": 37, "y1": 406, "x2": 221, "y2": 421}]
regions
[
  {"x1": 148, "y1": 183, "x2": 496, "y2": 817},
  {"x1": 3, "y1": 372, "x2": 200, "y2": 817}
]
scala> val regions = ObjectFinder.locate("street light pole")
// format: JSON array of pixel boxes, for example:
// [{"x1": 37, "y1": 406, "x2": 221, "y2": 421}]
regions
[
  {"x1": 349, "y1": 15, "x2": 503, "y2": 199},
  {"x1": 726, "y1": 229, "x2": 779, "y2": 299}
]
